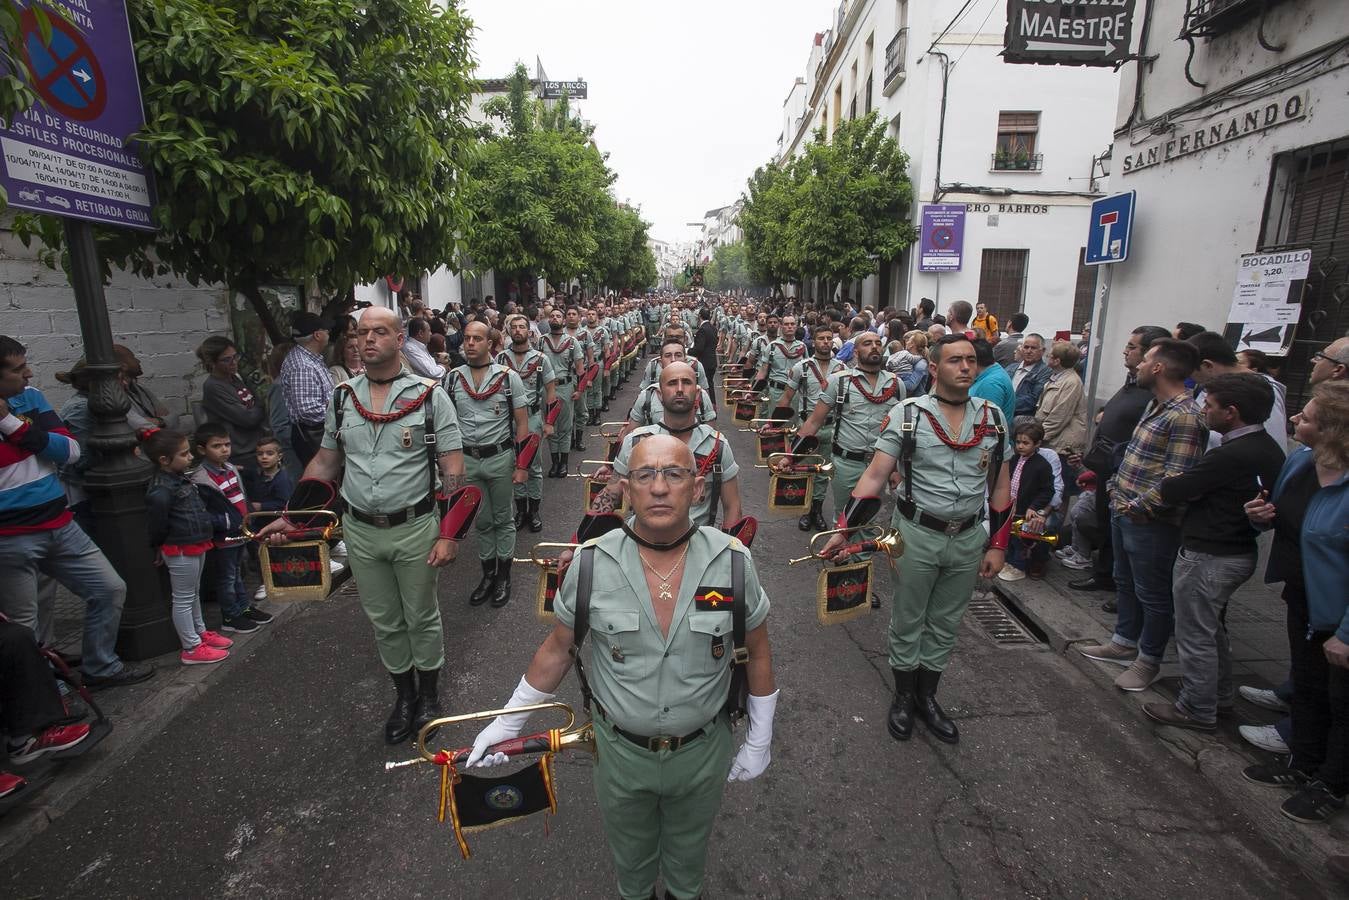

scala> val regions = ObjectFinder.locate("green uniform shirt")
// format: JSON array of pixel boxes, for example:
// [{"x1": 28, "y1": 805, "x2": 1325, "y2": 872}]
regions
[
  {"x1": 321, "y1": 370, "x2": 462, "y2": 513},
  {"x1": 873, "y1": 395, "x2": 1009, "y2": 520},
  {"x1": 747, "y1": 333, "x2": 770, "y2": 366},
  {"x1": 442, "y1": 364, "x2": 528, "y2": 445},
  {"x1": 539, "y1": 333, "x2": 584, "y2": 388},
  {"x1": 612, "y1": 423, "x2": 737, "y2": 526},
  {"x1": 628, "y1": 384, "x2": 717, "y2": 428},
  {"x1": 566, "y1": 327, "x2": 594, "y2": 365},
  {"x1": 553, "y1": 526, "x2": 769, "y2": 735},
  {"x1": 762, "y1": 339, "x2": 807, "y2": 384},
  {"x1": 496, "y1": 348, "x2": 555, "y2": 410},
  {"x1": 639, "y1": 358, "x2": 710, "y2": 392},
  {"x1": 818, "y1": 369, "x2": 906, "y2": 455},
  {"x1": 788, "y1": 356, "x2": 849, "y2": 418}
]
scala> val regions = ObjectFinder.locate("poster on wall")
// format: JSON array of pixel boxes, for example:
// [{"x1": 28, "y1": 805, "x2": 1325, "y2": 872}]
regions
[
  {"x1": 1224, "y1": 249, "x2": 1309, "y2": 356},
  {"x1": 918, "y1": 204, "x2": 965, "y2": 272}
]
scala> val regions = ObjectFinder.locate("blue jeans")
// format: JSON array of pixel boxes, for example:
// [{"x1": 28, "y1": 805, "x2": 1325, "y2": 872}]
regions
[
  {"x1": 0, "y1": 521, "x2": 128, "y2": 677},
  {"x1": 1109, "y1": 513, "x2": 1181, "y2": 664},
  {"x1": 208, "y1": 545, "x2": 249, "y2": 619}
]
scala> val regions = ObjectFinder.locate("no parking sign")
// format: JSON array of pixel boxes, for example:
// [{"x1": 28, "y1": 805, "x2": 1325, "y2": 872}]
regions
[
  {"x1": 0, "y1": 0, "x2": 155, "y2": 230},
  {"x1": 919, "y1": 204, "x2": 965, "y2": 272}
]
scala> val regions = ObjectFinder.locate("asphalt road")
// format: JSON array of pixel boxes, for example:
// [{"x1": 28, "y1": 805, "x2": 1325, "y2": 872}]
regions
[{"x1": 4, "y1": 360, "x2": 1323, "y2": 899}]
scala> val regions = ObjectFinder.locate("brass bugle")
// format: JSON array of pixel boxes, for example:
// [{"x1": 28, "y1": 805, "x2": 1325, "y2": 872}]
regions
[
  {"x1": 384, "y1": 702, "x2": 595, "y2": 770},
  {"x1": 242, "y1": 509, "x2": 340, "y2": 542},
  {"x1": 788, "y1": 524, "x2": 891, "y2": 565},
  {"x1": 590, "y1": 421, "x2": 627, "y2": 439},
  {"x1": 1012, "y1": 519, "x2": 1060, "y2": 545},
  {"x1": 729, "y1": 389, "x2": 766, "y2": 402},
  {"x1": 564, "y1": 459, "x2": 616, "y2": 479},
  {"x1": 512, "y1": 541, "x2": 581, "y2": 567},
  {"x1": 757, "y1": 453, "x2": 831, "y2": 475}
]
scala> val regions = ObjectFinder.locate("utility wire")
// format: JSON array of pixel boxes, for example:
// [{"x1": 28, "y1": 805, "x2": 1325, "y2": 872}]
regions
[
  {"x1": 924, "y1": 0, "x2": 977, "y2": 60},
  {"x1": 953, "y1": 0, "x2": 1000, "y2": 67}
]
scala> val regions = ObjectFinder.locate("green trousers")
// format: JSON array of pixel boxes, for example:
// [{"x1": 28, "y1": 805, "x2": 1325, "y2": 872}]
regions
[
  {"x1": 343, "y1": 513, "x2": 444, "y2": 673},
  {"x1": 812, "y1": 424, "x2": 834, "y2": 502},
  {"x1": 593, "y1": 714, "x2": 733, "y2": 900},
  {"x1": 466, "y1": 450, "x2": 516, "y2": 561},
  {"x1": 548, "y1": 385, "x2": 575, "y2": 454},
  {"x1": 757, "y1": 383, "x2": 786, "y2": 420},
  {"x1": 586, "y1": 376, "x2": 603, "y2": 413},
  {"x1": 830, "y1": 451, "x2": 871, "y2": 513},
  {"x1": 602, "y1": 371, "x2": 613, "y2": 400},
  {"x1": 887, "y1": 514, "x2": 985, "y2": 671},
  {"x1": 514, "y1": 411, "x2": 544, "y2": 501},
  {"x1": 573, "y1": 392, "x2": 587, "y2": 439}
]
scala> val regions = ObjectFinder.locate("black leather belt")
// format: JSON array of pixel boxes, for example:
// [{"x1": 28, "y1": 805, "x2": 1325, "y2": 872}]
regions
[
  {"x1": 599, "y1": 707, "x2": 707, "y2": 752},
  {"x1": 833, "y1": 447, "x2": 874, "y2": 462},
  {"x1": 348, "y1": 494, "x2": 435, "y2": 528},
  {"x1": 769, "y1": 379, "x2": 789, "y2": 390},
  {"x1": 896, "y1": 498, "x2": 980, "y2": 536},
  {"x1": 463, "y1": 438, "x2": 513, "y2": 459},
  {"x1": 555, "y1": 377, "x2": 573, "y2": 385}
]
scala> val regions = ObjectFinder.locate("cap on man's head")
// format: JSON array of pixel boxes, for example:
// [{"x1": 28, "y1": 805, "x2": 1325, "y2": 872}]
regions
[{"x1": 290, "y1": 312, "x2": 328, "y2": 340}]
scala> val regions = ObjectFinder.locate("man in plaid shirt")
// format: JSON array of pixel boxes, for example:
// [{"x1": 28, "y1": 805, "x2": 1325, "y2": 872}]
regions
[
  {"x1": 1081, "y1": 338, "x2": 1207, "y2": 692},
  {"x1": 280, "y1": 312, "x2": 335, "y2": 465}
]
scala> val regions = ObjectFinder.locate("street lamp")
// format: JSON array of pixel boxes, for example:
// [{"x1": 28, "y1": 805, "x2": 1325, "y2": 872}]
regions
[{"x1": 1089, "y1": 145, "x2": 1113, "y2": 192}]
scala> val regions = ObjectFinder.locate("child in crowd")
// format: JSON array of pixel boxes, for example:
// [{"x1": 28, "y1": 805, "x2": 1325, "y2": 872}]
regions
[
  {"x1": 245, "y1": 434, "x2": 295, "y2": 601},
  {"x1": 191, "y1": 424, "x2": 273, "y2": 634},
  {"x1": 143, "y1": 429, "x2": 232, "y2": 665},
  {"x1": 999, "y1": 420, "x2": 1056, "y2": 582}
]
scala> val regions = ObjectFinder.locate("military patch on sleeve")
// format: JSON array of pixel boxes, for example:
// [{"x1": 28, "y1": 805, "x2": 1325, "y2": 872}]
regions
[{"x1": 693, "y1": 587, "x2": 734, "y2": 611}]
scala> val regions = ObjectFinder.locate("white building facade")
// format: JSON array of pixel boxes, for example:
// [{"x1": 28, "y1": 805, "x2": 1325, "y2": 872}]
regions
[
  {"x1": 1089, "y1": 0, "x2": 1349, "y2": 413},
  {"x1": 777, "y1": 0, "x2": 1119, "y2": 337}
]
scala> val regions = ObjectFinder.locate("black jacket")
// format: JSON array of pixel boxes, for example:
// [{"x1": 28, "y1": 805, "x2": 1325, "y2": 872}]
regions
[
  {"x1": 1159, "y1": 428, "x2": 1286, "y2": 555},
  {"x1": 145, "y1": 471, "x2": 214, "y2": 548},
  {"x1": 1010, "y1": 453, "x2": 1054, "y2": 517},
  {"x1": 692, "y1": 321, "x2": 718, "y2": 379}
]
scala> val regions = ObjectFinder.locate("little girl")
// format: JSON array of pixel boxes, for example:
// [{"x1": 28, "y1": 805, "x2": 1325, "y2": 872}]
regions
[
  {"x1": 998, "y1": 420, "x2": 1056, "y2": 582},
  {"x1": 142, "y1": 429, "x2": 234, "y2": 665}
]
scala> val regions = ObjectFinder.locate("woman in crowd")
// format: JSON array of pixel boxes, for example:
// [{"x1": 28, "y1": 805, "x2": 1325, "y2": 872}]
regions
[
  {"x1": 1243, "y1": 380, "x2": 1349, "y2": 825},
  {"x1": 327, "y1": 332, "x2": 363, "y2": 384},
  {"x1": 1035, "y1": 340, "x2": 1087, "y2": 463},
  {"x1": 196, "y1": 336, "x2": 266, "y2": 473}
]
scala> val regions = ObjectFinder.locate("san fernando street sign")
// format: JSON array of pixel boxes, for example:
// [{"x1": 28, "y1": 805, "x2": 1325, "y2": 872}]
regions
[{"x1": 1003, "y1": 0, "x2": 1136, "y2": 67}]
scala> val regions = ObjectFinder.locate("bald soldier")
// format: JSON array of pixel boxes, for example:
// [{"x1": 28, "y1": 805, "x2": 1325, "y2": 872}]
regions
[{"x1": 468, "y1": 435, "x2": 778, "y2": 900}]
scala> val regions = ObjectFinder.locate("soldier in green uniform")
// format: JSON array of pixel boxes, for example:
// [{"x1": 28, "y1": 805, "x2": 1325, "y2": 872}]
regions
[
  {"x1": 539, "y1": 308, "x2": 585, "y2": 477},
  {"x1": 598, "y1": 304, "x2": 619, "y2": 409},
  {"x1": 564, "y1": 306, "x2": 593, "y2": 451},
  {"x1": 498, "y1": 314, "x2": 557, "y2": 535},
  {"x1": 444, "y1": 321, "x2": 531, "y2": 609},
  {"x1": 829, "y1": 334, "x2": 1011, "y2": 746},
  {"x1": 774, "y1": 322, "x2": 849, "y2": 531},
  {"x1": 584, "y1": 307, "x2": 608, "y2": 426},
  {"x1": 793, "y1": 331, "x2": 905, "y2": 515},
  {"x1": 753, "y1": 314, "x2": 806, "y2": 418},
  {"x1": 263, "y1": 307, "x2": 469, "y2": 745},
  {"x1": 467, "y1": 434, "x2": 778, "y2": 900},
  {"x1": 638, "y1": 331, "x2": 711, "y2": 392}
]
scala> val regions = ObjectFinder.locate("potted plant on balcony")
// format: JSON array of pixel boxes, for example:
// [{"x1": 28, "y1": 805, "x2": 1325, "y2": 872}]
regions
[
  {"x1": 995, "y1": 148, "x2": 1011, "y2": 170},
  {"x1": 1013, "y1": 148, "x2": 1031, "y2": 170}
]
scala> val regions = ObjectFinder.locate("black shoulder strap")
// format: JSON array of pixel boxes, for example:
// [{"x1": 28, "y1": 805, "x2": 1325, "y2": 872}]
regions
[
  {"x1": 332, "y1": 385, "x2": 348, "y2": 433},
  {"x1": 731, "y1": 549, "x2": 745, "y2": 652},
  {"x1": 424, "y1": 383, "x2": 438, "y2": 496},
  {"x1": 570, "y1": 545, "x2": 596, "y2": 712},
  {"x1": 985, "y1": 403, "x2": 1007, "y2": 496},
  {"x1": 725, "y1": 548, "x2": 749, "y2": 723},
  {"x1": 901, "y1": 401, "x2": 918, "y2": 503}
]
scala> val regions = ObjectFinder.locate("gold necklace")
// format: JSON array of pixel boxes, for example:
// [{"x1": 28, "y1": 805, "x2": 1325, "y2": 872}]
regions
[{"x1": 637, "y1": 544, "x2": 690, "y2": 603}]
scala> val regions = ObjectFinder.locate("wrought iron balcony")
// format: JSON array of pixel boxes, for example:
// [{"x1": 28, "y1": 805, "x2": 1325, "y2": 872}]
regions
[
  {"x1": 991, "y1": 152, "x2": 1043, "y2": 172},
  {"x1": 1181, "y1": 0, "x2": 1290, "y2": 38},
  {"x1": 883, "y1": 28, "x2": 907, "y2": 91}
]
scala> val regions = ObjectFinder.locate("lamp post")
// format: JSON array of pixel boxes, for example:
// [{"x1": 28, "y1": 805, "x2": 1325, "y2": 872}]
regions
[{"x1": 1089, "y1": 145, "x2": 1113, "y2": 193}]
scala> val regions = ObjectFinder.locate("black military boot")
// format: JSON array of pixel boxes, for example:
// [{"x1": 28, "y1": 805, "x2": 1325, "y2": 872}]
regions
[
  {"x1": 915, "y1": 668, "x2": 959, "y2": 744},
  {"x1": 589, "y1": 409, "x2": 601, "y2": 426},
  {"x1": 601, "y1": 400, "x2": 610, "y2": 412},
  {"x1": 527, "y1": 498, "x2": 543, "y2": 533},
  {"x1": 513, "y1": 497, "x2": 528, "y2": 529},
  {"x1": 888, "y1": 669, "x2": 917, "y2": 741},
  {"x1": 572, "y1": 429, "x2": 584, "y2": 451},
  {"x1": 489, "y1": 558, "x2": 512, "y2": 608},
  {"x1": 547, "y1": 453, "x2": 562, "y2": 478},
  {"x1": 384, "y1": 669, "x2": 418, "y2": 745},
  {"x1": 797, "y1": 498, "x2": 824, "y2": 532},
  {"x1": 558, "y1": 452, "x2": 570, "y2": 476},
  {"x1": 469, "y1": 559, "x2": 496, "y2": 606},
  {"x1": 810, "y1": 499, "x2": 830, "y2": 532},
  {"x1": 412, "y1": 668, "x2": 445, "y2": 735}
]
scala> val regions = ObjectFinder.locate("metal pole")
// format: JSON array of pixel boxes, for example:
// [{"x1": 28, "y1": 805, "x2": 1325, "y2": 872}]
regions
[
  {"x1": 64, "y1": 218, "x2": 176, "y2": 659},
  {"x1": 1083, "y1": 263, "x2": 1113, "y2": 434}
]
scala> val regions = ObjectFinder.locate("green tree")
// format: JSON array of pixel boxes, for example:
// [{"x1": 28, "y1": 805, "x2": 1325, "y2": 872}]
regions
[
  {"x1": 14, "y1": 0, "x2": 478, "y2": 342},
  {"x1": 588, "y1": 201, "x2": 656, "y2": 292},
  {"x1": 738, "y1": 162, "x2": 800, "y2": 289},
  {"x1": 704, "y1": 241, "x2": 756, "y2": 291}
]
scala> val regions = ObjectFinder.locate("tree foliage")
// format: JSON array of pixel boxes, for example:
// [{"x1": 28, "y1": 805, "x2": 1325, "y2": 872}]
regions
[
  {"x1": 16, "y1": 0, "x2": 479, "y2": 341},
  {"x1": 704, "y1": 241, "x2": 756, "y2": 291},
  {"x1": 740, "y1": 112, "x2": 916, "y2": 295}
]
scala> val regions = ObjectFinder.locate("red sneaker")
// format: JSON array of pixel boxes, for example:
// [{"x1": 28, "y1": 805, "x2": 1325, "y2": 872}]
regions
[
  {"x1": 198, "y1": 630, "x2": 234, "y2": 650},
  {"x1": 0, "y1": 771, "x2": 25, "y2": 798},
  {"x1": 8, "y1": 724, "x2": 90, "y2": 764},
  {"x1": 181, "y1": 643, "x2": 229, "y2": 666}
]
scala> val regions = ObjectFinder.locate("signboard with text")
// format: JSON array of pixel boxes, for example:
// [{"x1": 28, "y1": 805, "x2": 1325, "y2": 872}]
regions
[
  {"x1": 918, "y1": 204, "x2": 965, "y2": 273},
  {"x1": 1004, "y1": 0, "x2": 1136, "y2": 67},
  {"x1": 539, "y1": 80, "x2": 587, "y2": 100},
  {"x1": 0, "y1": 0, "x2": 155, "y2": 230},
  {"x1": 1223, "y1": 249, "x2": 1310, "y2": 355}
]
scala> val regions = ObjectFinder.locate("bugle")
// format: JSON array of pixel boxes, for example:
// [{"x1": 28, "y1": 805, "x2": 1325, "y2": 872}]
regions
[
  {"x1": 744, "y1": 417, "x2": 795, "y2": 433},
  {"x1": 511, "y1": 542, "x2": 580, "y2": 620},
  {"x1": 242, "y1": 509, "x2": 341, "y2": 543},
  {"x1": 589, "y1": 421, "x2": 627, "y2": 441},
  {"x1": 788, "y1": 525, "x2": 903, "y2": 565},
  {"x1": 728, "y1": 389, "x2": 766, "y2": 403},
  {"x1": 563, "y1": 460, "x2": 616, "y2": 480},
  {"x1": 243, "y1": 510, "x2": 343, "y2": 602},
  {"x1": 758, "y1": 452, "x2": 832, "y2": 475},
  {"x1": 1011, "y1": 518, "x2": 1059, "y2": 545}
]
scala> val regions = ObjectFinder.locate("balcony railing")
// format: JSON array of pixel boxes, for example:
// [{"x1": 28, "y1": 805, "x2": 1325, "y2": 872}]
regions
[
  {"x1": 991, "y1": 152, "x2": 1044, "y2": 172},
  {"x1": 883, "y1": 28, "x2": 907, "y2": 90},
  {"x1": 1181, "y1": 0, "x2": 1289, "y2": 38}
]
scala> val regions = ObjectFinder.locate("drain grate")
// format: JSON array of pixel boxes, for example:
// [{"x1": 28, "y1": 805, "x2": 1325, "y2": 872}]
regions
[{"x1": 966, "y1": 592, "x2": 1040, "y2": 645}]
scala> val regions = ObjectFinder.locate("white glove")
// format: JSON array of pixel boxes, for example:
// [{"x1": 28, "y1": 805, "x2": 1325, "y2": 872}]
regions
[
  {"x1": 465, "y1": 676, "x2": 555, "y2": 767},
  {"x1": 727, "y1": 689, "x2": 779, "y2": 782}
]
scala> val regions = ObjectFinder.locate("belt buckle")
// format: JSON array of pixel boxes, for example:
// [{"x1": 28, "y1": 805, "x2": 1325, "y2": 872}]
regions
[
  {"x1": 372, "y1": 513, "x2": 391, "y2": 528},
  {"x1": 944, "y1": 519, "x2": 961, "y2": 536},
  {"x1": 647, "y1": 736, "x2": 673, "y2": 752}
]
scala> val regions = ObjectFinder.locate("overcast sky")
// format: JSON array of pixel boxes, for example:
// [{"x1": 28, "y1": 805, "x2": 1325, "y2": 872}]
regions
[{"x1": 461, "y1": 0, "x2": 836, "y2": 244}]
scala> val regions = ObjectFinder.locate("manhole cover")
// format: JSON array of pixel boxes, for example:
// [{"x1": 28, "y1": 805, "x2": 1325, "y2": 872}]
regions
[{"x1": 966, "y1": 593, "x2": 1040, "y2": 645}]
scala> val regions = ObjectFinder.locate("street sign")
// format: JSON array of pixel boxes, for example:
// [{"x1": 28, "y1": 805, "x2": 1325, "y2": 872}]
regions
[
  {"x1": 1085, "y1": 191, "x2": 1135, "y2": 266},
  {"x1": 0, "y1": 0, "x2": 155, "y2": 230},
  {"x1": 1004, "y1": 0, "x2": 1136, "y2": 67},
  {"x1": 918, "y1": 204, "x2": 965, "y2": 273},
  {"x1": 539, "y1": 80, "x2": 587, "y2": 100}
]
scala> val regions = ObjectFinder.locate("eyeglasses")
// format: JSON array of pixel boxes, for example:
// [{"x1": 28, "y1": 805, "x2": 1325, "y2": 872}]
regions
[
  {"x1": 628, "y1": 466, "x2": 696, "y2": 486},
  {"x1": 1312, "y1": 352, "x2": 1342, "y2": 365}
]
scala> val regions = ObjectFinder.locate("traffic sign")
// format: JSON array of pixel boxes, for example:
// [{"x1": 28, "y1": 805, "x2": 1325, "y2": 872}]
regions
[
  {"x1": 1004, "y1": 0, "x2": 1136, "y2": 67},
  {"x1": 1085, "y1": 191, "x2": 1135, "y2": 266},
  {"x1": 0, "y1": 0, "x2": 155, "y2": 230},
  {"x1": 919, "y1": 204, "x2": 966, "y2": 273}
]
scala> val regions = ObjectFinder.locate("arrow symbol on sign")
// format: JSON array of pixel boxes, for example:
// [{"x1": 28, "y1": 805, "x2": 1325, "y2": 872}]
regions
[
  {"x1": 1242, "y1": 325, "x2": 1283, "y2": 344},
  {"x1": 72, "y1": 67, "x2": 91, "y2": 83},
  {"x1": 1024, "y1": 40, "x2": 1117, "y2": 55}
]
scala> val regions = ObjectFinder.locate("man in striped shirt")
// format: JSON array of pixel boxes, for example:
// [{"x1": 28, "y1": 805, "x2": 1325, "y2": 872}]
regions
[
  {"x1": 279, "y1": 312, "x2": 335, "y2": 465},
  {"x1": 0, "y1": 336, "x2": 154, "y2": 688}
]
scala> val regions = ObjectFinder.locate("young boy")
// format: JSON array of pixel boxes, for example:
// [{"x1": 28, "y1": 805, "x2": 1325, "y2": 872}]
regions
[
  {"x1": 998, "y1": 420, "x2": 1056, "y2": 582},
  {"x1": 245, "y1": 434, "x2": 295, "y2": 601},
  {"x1": 191, "y1": 424, "x2": 272, "y2": 633}
]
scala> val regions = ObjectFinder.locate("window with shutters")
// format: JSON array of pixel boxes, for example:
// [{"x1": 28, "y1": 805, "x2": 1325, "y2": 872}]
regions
[
  {"x1": 1072, "y1": 248, "x2": 1097, "y2": 333},
  {"x1": 994, "y1": 111, "x2": 1042, "y2": 171},
  {"x1": 1257, "y1": 137, "x2": 1349, "y2": 416},
  {"x1": 977, "y1": 249, "x2": 1029, "y2": 324}
]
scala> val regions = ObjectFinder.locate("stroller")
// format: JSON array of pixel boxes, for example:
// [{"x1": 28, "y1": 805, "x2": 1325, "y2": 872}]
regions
[{"x1": 0, "y1": 613, "x2": 114, "y2": 816}]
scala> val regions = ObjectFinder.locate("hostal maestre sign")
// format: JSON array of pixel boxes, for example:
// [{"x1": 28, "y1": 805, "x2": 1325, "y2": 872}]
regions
[{"x1": 1122, "y1": 91, "x2": 1308, "y2": 175}]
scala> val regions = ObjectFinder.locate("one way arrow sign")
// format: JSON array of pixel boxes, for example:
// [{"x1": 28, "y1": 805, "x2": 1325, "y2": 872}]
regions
[{"x1": 1004, "y1": 0, "x2": 1136, "y2": 67}]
